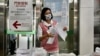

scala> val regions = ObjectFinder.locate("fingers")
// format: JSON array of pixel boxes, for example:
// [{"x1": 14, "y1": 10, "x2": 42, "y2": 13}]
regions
[
  {"x1": 47, "y1": 33, "x2": 54, "y2": 37},
  {"x1": 63, "y1": 27, "x2": 67, "y2": 31}
]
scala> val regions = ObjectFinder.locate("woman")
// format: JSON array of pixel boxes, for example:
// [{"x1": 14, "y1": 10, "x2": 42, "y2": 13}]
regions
[{"x1": 38, "y1": 7, "x2": 67, "y2": 56}]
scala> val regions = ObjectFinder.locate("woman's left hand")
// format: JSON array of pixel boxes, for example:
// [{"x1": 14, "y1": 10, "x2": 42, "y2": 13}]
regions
[{"x1": 63, "y1": 27, "x2": 67, "y2": 31}]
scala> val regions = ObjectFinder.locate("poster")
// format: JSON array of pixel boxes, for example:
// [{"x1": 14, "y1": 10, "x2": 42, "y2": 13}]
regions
[
  {"x1": 44, "y1": 0, "x2": 69, "y2": 30},
  {"x1": 7, "y1": 0, "x2": 34, "y2": 34}
]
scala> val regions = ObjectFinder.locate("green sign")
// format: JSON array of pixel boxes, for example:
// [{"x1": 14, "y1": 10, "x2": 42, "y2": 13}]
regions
[{"x1": 7, "y1": 30, "x2": 36, "y2": 34}]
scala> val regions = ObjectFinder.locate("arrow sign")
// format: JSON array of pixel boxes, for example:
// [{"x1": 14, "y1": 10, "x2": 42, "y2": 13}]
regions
[{"x1": 13, "y1": 21, "x2": 21, "y2": 29}]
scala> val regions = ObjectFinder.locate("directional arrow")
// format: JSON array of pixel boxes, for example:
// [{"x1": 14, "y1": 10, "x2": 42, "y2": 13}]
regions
[{"x1": 13, "y1": 21, "x2": 21, "y2": 29}]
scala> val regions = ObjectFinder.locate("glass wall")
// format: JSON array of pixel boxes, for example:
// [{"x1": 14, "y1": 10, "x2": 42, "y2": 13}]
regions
[{"x1": 0, "y1": 0, "x2": 5, "y2": 56}]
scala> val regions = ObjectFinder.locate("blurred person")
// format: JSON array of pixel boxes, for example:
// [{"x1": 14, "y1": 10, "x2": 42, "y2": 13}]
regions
[
  {"x1": 9, "y1": 34, "x2": 16, "y2": 55},
  {"x1": 38, "y1": 7, "x2": 67, "y2": 56}
]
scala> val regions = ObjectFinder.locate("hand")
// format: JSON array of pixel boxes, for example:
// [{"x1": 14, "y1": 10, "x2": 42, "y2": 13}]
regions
[
  {"x1": 47, "y1": 33, "x2": 54, "y2": 37},
  {"x1": 63, "y1": 27, "x2": 67, "y2": 31}
]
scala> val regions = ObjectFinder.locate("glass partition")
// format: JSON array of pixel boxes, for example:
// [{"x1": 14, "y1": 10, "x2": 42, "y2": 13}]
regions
[{"x1": 0, "y1": 0, "x2": 5, "y2": 56}]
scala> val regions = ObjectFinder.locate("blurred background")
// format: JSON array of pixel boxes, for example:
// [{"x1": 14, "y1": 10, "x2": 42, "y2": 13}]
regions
[{"x1": 0, "y1": 0, "x2": 100, "y2": 56}]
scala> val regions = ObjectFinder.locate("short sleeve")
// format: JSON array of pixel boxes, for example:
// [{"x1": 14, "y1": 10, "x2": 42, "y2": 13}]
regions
[{"x1": 37, "y1": 25, "x2": 42, "y2": 39}]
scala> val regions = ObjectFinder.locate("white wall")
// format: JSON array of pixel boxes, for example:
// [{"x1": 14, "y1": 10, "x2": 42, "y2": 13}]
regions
[{"x1": 79, "y1": 0, "x2": 94, "y2": 55}]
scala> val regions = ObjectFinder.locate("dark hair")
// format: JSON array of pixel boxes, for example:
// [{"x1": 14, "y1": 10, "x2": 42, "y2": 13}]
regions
[{"x1": 41, "y1": 7, "x2": 53, "y2": 21}]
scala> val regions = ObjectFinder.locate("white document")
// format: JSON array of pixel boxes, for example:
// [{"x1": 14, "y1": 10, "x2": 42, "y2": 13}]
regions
[
  {"x1": 54, "y1": 23, "x2": 67, "y2": 41},
  {"x1": 46, "y1": 27, "x2": 56, "y2": 44},
  {"x1": 49, "y1": 27, "x2": 57, "y2": 35},
  {"x1": 47, "y1": 38, "x2": 55, "y2": 44}
]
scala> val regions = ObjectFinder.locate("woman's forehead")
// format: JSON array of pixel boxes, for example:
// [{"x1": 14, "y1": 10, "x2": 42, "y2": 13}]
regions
[{"x1": 45, "y1": 10, "x2": 51, "y2": 14}]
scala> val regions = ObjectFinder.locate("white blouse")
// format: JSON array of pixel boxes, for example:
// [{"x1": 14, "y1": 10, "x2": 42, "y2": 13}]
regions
[{"x1": 37, "y1": 20, "x2": 54, "y2": 39}]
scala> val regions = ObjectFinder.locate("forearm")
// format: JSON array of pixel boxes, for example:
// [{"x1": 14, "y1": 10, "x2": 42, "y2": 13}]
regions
[{"x1": 39, "y1": 34, "x2": 49, "y2": 41}]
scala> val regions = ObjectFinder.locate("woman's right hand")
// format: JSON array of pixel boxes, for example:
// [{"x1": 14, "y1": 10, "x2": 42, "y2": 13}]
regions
[{"x1": 47, "y1": 33, "x2": 54, "y2": 37}]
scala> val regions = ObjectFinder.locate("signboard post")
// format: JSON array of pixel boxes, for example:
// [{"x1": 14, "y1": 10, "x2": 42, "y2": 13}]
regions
[{"x1": 7, "y1": 0, "x2": 34, "y2": 34}]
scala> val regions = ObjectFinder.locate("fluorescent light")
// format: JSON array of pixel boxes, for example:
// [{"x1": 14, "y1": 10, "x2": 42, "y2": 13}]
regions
[
  {"x1": 74, "y1": 0, "x2": 77, "y2": 3},
  {"x1": 0, "y1": 3, "x2": 7, "y2": 6},
  {"x1": 36, "y1": 0, "x2": 41, "y2": 4},
  {"x1": 74, "y1": 9, "x2": 78, "y2": 12},
  {"x1": 74, "y1": 16, "x2": 78, "y2": 19},
  {"x1": 69, "y1": 0, "x2": 73, "y2": 3}
]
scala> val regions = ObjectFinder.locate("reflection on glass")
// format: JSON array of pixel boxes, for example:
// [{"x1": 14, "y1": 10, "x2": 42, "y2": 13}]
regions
[{"x1": 0, "y1": 0, "x2": 5, "y2": 56}]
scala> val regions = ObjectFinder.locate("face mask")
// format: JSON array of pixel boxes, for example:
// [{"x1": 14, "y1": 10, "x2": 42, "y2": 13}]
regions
[{"x1": 45, "y1": 14, "x2": 51, "y2": 20}]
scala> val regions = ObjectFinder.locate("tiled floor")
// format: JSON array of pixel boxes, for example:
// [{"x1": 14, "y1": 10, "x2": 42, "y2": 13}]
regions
[
  {"x1": 7, "y1": 52, "x2": 16, "y2": 56},
  {"x1": 7, "y1": 54, "x2": 16, "y2": 56}
]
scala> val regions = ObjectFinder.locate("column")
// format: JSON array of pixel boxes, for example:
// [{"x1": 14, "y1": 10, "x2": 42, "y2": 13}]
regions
[{"x1": 79, "y1": 0, "x2": 94, "y2": 55}]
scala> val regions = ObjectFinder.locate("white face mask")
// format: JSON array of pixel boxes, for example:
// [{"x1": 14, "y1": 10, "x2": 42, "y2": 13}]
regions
[{"x1": 45, "y1": 14, "x2": 51, "y2": 20}]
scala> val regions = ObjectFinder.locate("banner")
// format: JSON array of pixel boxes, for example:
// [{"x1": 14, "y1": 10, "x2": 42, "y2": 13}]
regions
[{"x1": 7, "y1": 0, "x2": 34, "y2": 34}]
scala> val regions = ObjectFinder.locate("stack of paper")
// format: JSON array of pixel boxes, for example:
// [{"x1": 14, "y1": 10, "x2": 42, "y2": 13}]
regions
[
  {"x1": 47, "y1": 28, "x2": 56, "y2": 44},
  {"x1": 54, "y1": 23, "x2": 67, "y2": 41},
  {"x1": 31, "y1": 47, "x2": 47, "y2": 56},
  {"x1": 94, "y1": 47, "x2": 100, "y2": 55},
  {"x1": 16, "y1": 49, "x2": 31, "y2": 56},
  {"x1": 59, "y1": 53, "x2": 76, "y2": 56},
  {"x1": 16, "y1": 54, "x2": 30, "y2": 56}
]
